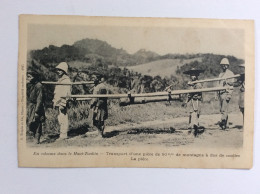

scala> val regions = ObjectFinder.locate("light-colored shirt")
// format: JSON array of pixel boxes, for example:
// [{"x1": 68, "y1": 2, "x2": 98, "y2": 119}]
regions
[
  {"x1": 53, "y1": 74, "x2": 71, "y2": 107},
  {"x1": 218, "y1": 69, "x2": 234, "y2": 94}
]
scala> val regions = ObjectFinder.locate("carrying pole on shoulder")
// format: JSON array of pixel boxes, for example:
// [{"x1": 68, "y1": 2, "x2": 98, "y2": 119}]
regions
[{"x1": 188, "y1": 74, "x2": 240, "y2": 85}]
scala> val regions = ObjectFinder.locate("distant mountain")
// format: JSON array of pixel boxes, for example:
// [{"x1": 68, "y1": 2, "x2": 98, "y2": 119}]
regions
[
  {"x1": 29, "y1": 38, "x2": 244, "y2": 79},
  {"x1": 73, "y1": 38, "x2": 128, "y2": 58},
  {"x1": 30, "y1": 38, "x2": 162, "y2": 67},
  {"x1": 132, "y1": 49, "x2": 160, "y2": 64},
  {"x1": 28, "y1": 38, "x2": 244, "y2": 102},
  {"x1": 73, "y1": 38, "x2": 136, "y2": 66},
  {"x1": 73, "y1": 39, "x2": 161, "y2": 66}
]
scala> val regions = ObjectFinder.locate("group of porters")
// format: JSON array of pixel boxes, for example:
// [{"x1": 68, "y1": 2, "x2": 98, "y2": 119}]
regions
[{"x1": 26, "y1": 58, "x2": 245, "y2": 144}]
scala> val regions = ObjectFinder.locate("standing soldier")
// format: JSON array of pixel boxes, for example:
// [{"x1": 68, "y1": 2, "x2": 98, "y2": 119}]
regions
[
  {"x1": 182, "y1": 68, "x2": 205, "y2": 136},
  {"x1": 27, "y1": 70, "x2": 45, "y2": 144},
  {"x1": 90, "y1": 75, "x2": 108, "y2": 137},
  {"x1": 52, "y1": 62, "x2": 71, "y2": 140},
  {"x1": 234, "y1": 64, "x2": 245, "y2": 122},
  {"x1": 131, "y1": 74, "x2": 142, "y2": 93},
  {"x1": 217, "y1": 58, "x2": 235, "y2": 130},
  {"x1": 140, "y1": 78, "x2": 146, "y2": 93}
]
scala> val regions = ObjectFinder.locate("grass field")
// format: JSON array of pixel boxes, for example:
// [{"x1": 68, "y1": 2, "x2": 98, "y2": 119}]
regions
[
  {"x1": 26, "y1": 87, "x2": 243, "y2": 148},
  {"x1": 28, "y1": 112, "x2": 243, "y2": 148},
  {"x1": 38, "y1": 89, "x2": 241, "y2": 140},
  {"x1": 127, "y1": 57, "x2": 202, "y2": 77}
]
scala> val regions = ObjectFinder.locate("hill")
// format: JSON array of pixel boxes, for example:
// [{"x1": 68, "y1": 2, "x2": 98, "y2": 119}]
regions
[
  {"x1": 132, "y1": 49, "x2": 159, "y2": 65},
  {"x1": 127, "y1": 57, "x2": 203, "y2": 77},
  {"x1": 31, "y1": 38, "x2": 161, "y2": 67},
  {"x1": 28, "y1": 38, "x2": 244, "y2": 99}
]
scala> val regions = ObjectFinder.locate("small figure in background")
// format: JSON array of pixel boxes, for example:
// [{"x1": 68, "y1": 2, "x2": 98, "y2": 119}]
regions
[
  {"x1": 131, "y1": 74, "x2": 142, "y2": 93},
  {"x1": 27, "y1": 70, "x2": 45, "y2": 144},
  {"x1": 182, "y1": 68, "x2": 205, "y2": 136},
  {"x1": 53, "y1": 62, "x2": 71, "y2": 140}
]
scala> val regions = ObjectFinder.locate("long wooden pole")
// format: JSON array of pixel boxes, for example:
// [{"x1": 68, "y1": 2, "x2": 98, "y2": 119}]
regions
[
  {"x1": 119, "y1": 95, "x2": 181, "y2": 106},
  {"x1": 189, "y1": 74, "x2": 240, "y2": 85},
  {"x1": 41, "y1": 81, "x2": 94, "y2": 85},
  {"x1": 64, "y1": 86, "x2": 228, "y2": 99},
  {"x1": 73, "y1": 95, "x2": 181, "y2": 102},
  {"x1": 73, "y1": 98, "x2": 92, "y2": 101}
]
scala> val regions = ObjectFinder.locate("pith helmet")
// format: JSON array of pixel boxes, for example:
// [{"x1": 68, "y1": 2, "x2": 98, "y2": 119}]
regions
[
  {"x1": 183, "y1": 68, "x2": 204, "y2": 75},
  {"x1": 220, "y1": 58, "x2": 230, "y2": 65},
  {"x1": 56, "y1": 62, "x2": 68, "y2": 74}
]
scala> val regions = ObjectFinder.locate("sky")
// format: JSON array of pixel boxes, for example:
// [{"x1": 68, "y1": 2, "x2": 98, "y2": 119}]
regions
[{"x1": 27, "y1": 24, "x2": 245, "y2": 59}]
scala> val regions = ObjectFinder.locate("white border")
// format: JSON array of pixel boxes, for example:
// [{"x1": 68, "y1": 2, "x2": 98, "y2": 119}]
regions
[{"x1": 0, "y1": 0, "x2": 259, "y2": 193}]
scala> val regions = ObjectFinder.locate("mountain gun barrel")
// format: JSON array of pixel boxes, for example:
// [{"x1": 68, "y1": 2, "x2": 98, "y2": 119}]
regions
[{"x1": 63, "y1": 86, "x2": 229, "y2": 99}]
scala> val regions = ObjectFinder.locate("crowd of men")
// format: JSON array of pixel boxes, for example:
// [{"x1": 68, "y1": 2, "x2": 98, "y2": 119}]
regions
[{"x1": 26, "y1": 57, "x2": 245, "y2": 143}]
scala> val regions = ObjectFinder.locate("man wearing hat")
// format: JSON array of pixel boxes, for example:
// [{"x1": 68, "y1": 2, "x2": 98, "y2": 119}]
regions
[
  {"x1": 234, "y1": 64, "x2": 245, "y2": 122},
  {"x1": 89, "y1": 74, "x2": 108, "y2": 137},
  {"x1": 182, "y1": 68, "x2": 205, "y2": 136},
  {"x1": 27, "y1": 69, "x2": 45, "y2": 144},
  {"x1": 217, "y1": 58, "x2": 235, "y2": 130},
  {"x1": 53, "y1": 62, "x2": 71, "y2": 139}
]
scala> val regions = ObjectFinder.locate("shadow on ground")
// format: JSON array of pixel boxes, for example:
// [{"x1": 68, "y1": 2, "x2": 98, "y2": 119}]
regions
[
  {"x1": 126, "y1": 127, "x2": 176, "y2": 135},
  {"x1": 233, "y1": 125, "x2": 244, "y2": 130},
  {"x1": 103, "y1": 131, "x2": 120, "y2": 138},
  {"x1": 40, "y1": 124, "x2": 90, "y2": 144},
  {"x1": 68, "y1": 125, "x2": 90, "y2": 138}
]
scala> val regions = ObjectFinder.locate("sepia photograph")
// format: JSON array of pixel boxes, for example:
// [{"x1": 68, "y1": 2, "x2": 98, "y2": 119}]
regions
[{"x1": 18, "y1": 15, "x2": 254, "y2": 168}]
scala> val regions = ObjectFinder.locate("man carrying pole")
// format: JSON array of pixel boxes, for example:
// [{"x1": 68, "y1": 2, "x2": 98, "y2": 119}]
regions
[
  {"x1": 217, "y1": 58, "x2": 235, "y2": 130},
  {"x1": 182, "y1": 68, "x2": 205, "y2": 136},
  {"x1": 233, "y1": 64, "x2": 245, "y2": 122},
  {"x1": 52, "y1": 62, "x2": 71, "y2": 140},
  {"x1": 27, "y1": 70, "x2": 45, "y2": 144},
  {"x1": 89, "y1": 74, "x2": 108, "y2": 137}
]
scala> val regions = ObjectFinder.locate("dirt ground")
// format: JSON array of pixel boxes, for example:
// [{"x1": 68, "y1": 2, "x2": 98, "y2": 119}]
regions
[{"x1": 28, "y1": 112, "x2": 244, "y2": 148}]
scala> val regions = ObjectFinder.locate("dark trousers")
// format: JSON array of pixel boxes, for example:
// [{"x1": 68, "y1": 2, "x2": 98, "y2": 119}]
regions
[
  {"x1": 29, "y1": 121, "x2": 42, "y2": 142},
  {"x1": 93, "y1": 120, "x2": 105, "y2": 130},
  {"x1": 219, "y1": 93, "x2": 231, "y2": 127},
  {"x1": 240, "y1": 107, "x2": 244, "y2": 123}
]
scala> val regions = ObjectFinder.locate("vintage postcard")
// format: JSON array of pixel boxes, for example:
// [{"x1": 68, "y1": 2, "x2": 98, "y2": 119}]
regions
[{"x1": 18, "y1": 15, "x2": 254, "y2": 168}]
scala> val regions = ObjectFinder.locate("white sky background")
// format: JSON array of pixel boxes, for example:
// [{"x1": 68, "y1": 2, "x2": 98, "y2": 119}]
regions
[{"x1": 28, "y1": 24, "x2": 245, "y2": 59}]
